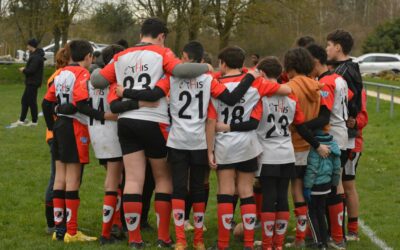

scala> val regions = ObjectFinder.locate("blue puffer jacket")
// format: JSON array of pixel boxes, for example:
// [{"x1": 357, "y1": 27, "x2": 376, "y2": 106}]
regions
[{"x1": 304, "y1": 133, "x2": 341, "y2": 190}]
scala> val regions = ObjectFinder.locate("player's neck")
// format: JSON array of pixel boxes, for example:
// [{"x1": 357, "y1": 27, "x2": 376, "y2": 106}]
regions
[
  {"x1": 336, "y1": 54, "x2": 350, "y2": 62},
  {"x1": 141, "y1": 37, "x2": 162, "y2": 46},
  {"x1": 224, "y1": 68, "x2": 242, "y2": 77},
  {"x1": 317, "y1": 65, "x2": 329, "y2": 77}
]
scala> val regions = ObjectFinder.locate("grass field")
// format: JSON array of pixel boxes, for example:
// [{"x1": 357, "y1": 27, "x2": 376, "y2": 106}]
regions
[{"x1": 0, "y1": 64, "x2": 399, "y2": 249}]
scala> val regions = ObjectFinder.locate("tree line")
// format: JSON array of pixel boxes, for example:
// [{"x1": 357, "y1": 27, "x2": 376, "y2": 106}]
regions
[{"x1": 1, "y1": 0, "x2": 400, "y2": 62}]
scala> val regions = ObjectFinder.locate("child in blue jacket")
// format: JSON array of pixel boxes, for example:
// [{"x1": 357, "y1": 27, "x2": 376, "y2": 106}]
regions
[{"x1": 303, "y1": 132, "x2": 341, "y2": 249}]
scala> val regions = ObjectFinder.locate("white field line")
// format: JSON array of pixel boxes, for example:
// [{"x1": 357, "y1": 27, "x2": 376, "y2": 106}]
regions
[{"x1": 359, "y1": 219, "x2": 393, "y2": 250}]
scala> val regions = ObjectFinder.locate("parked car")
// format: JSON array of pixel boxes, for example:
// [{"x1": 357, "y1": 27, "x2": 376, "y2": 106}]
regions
[
  {"x1": 355, "y1": 53, "x2": 400, "y2": 74},
  {"x1": 22, "y1": 41, "x2": 108, "y2": 65}
]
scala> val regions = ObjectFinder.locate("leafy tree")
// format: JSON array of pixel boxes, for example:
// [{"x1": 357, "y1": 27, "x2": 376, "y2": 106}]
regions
[
  {"x1": 92, "y1": 1, "x2": 135, "y2": 42},
  {"x1": 363, "y1": 18, "x2": 400, "y2": 53}
]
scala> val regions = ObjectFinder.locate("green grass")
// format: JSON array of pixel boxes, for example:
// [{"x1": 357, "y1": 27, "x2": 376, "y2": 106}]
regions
[
  {"x1": 0, "y1": 64, "x2": 54, "y2": 85},
  {"x1": 0, "y1": 78, "x2": 399, "y2": 249},
  {"x1": 363, "y1": 76, "x2": 400, "y2": 96}
]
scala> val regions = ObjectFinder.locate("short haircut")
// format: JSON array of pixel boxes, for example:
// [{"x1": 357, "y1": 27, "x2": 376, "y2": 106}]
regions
[
  {"x1": 102, "y1": 44, "x2": 125, "y2": 65},
  {"x1": 116, "y1": 39, "x2": 129, "y2": 49},
  {"x1": 306, "y1": 43, "x2": 327, "y2": 65},
  {"x1": 93, "y1": 51, "x2": 101, "y2": 58},
  {"x1": 69, "y1": 40, "x2": 93, "y2": 62},
  {"x1": 55, "y1": 45, "x2": 70, "y2": 69},
  {"x1": 284, "y1": 47, "x2": 315, "y2": 75},
  {"x1": 257, "y1": 56, "x2": 282, "y2": 79},
  {"x1": 141, "y1": 17, "x2": 169, "y2": 38},
  {"x1": 252, "y1": 53, "x2": 260, "y2": 59},
  {"x1": 218, "y1": 46, "x2": 245, "y2": 69},
  {"x1": 183, "y1": 41, "x2": 204, "y2": 63},
  {"x1": 296, "y1": 36, "x2": 315, "y2": 47},
  {"x1": 327, "y1": 29, "x2": 353, "y2": 55}
]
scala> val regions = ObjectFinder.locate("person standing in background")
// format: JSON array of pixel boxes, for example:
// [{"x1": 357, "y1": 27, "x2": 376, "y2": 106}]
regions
[{"x1": 10, "y1": 38, "x2": 45, "y2": 127}]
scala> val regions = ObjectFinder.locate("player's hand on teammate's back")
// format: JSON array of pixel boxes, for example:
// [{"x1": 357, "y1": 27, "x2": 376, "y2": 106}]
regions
[
  {"x1": 104, "y1": 111, "x2": 118, "y2": 121},
  {"x1": 317, "y1": 144, "x2": 330, "y2": 158},
  {"x1": 216, "y1": 122, "x2": 230, "y2": 133},
  {"x1": 208, "y1": 151, "x2": 217, "y2": 170},
  {"x1": 139, "y1": 100, "x2": 159, "y2": 108},
  {"x1": 115, "y1": 85, "x2": 125, "y2": 97}
]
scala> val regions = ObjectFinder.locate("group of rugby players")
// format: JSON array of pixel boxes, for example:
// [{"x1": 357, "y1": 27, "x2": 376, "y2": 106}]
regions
[{"x1": 41, "y1": 17, "x2": 367, "y2": 250}]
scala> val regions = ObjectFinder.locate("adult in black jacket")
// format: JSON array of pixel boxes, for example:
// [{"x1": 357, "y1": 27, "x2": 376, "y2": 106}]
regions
[{"x1": 12, "y1": 39, "x2": 45, "y2": 127}]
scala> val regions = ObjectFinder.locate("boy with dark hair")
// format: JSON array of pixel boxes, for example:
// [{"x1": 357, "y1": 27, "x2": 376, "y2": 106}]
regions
[
  {"x1": 250, "y1": 53, "x2": 260, "y2": 69},
  {"x1": 326, "y1": 29, "x2": 363, "y2": 248},
  {"x1": 304, "y1": 43, "x2": 351, "y2": 249},
  {"x1": 42, "y1": 39, "x2": 115, "y2": 243},
  {"x1": 296, "y1": 36, "x2": 315, "y2": 48},
  {"x1": 206, "y1": 46, "x2": 292, "y2": 250},
  {"x1": 255, "y1": 57, "x2": 326, "y2": 250},
  {"x1": 113, "y1": 41, "x2": 256, "y2": 250},
  {"x1": 97, "y1": 17, "x2": 213, "y2": 248},
  {"x1": 283, "y1": 47, "x2": 330, "y2": 248}
]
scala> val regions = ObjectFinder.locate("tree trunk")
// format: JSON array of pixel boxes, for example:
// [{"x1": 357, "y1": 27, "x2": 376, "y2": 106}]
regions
[
  {"x1": 53, "y1": 26, "x2": 61, "y2": 61},
  {"x1": 188, "y1": 0, "x2": 201, "y2": 40}
]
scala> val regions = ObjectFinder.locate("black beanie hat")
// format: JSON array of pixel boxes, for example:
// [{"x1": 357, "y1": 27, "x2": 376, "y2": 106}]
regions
[{"x1": 27, "y1": 38, "x2": 39, "y2": 48}]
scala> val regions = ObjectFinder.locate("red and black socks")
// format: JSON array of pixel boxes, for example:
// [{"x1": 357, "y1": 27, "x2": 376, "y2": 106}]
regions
[
  {"x1": 217, "y1": 194, "x2": 234, "y2": 249},
  {"x1": 240, "y1": 196, "x2": 257, "y2": 249},
  {"x1": 155, "y1": 193, "x2": 172, "y2": 243},
  {"x1": 172, "y1": 198, "x2": 186, "y2": 245},
  {"x1": 327, "y1": 194, "x2": 344, "y2": 243},
  {"x1": 273, "y1": 211, "x2": 290, "y2": 248},
  {"x1": 294, "y1": 202, "x2": 308, "y2": 242},
  {"x1": 348, "y1": 217, "x2": 358, "y2": 235},
  {"x1": 261, "y1": 212, "x2": 275, "y2": 249},
  {"x1": 123, "y1": 194, "x2": 143, "y2": 244},
  {"x1": 192, "y1": 194, "x2": 206, "y2": 246},
  {"x1": 65, "y1": 191, "x2": 80, "y2": 236},
  {"x1": 102, "y1": 191, "x2": 118, "y2": 239}
]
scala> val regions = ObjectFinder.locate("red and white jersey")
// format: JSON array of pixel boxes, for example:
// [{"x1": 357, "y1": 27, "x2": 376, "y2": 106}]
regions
[
  {"x1": 102, "y1": 43, "x2": 181, "y2": 124},
  {"x1": 44, "y1": 65, "x2": 89, "y2": 125},
  {"x1": 319, "y1": 72, "x2": 349, "y2": 150},
  {"x1": 208, "y1": 74, "x2": 281, "y2": 164},
  {"x1": 256, "y1": 94, "x2": 305, "y2": 166},
  {"x1": 157, "y1": 73, "x2": 226, "y2": 150},
  {"x1": 87, "y1": 81, "x2": 122, "y2": 159}
]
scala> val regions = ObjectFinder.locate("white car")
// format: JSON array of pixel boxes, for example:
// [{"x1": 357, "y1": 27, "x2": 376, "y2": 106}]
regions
[
  {"x1": 356, "y1": 53, "x2": 400, "y2": 74},
  {"x1": 22, "y1": 41, "x2": 108, "y2": 65}
]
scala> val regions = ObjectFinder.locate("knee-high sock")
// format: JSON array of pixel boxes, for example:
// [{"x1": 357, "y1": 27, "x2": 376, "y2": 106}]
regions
[
  {"x1": 102, "y1": 191, "x2": 118, "y2": 238},
  {"x1": 123, "y1": 194, "x2": 142, "y2": 243},
  {"x1": 241, "y1": 196, "x2": 257, "y2": 248},
  {"x1": 294, "y1": 202, "x2": 308, "y2": 241},
  {"x1": 261, "y1": 212, "x2": 275, "y2": 249},
  {"x1": 327, "y1": 194, "x2": 344, "y2": 243},
  {"x1": 273, "y1": 211, "x2": 290, "y2": 247},
  {"x1": 217, "y1": 195, "x2": 234, "y2": 249},
  {"x1": 65, "y1": 191, "x2": 80, "y2": 236},
  {"x1": 155, "y1": 193, "x2": 172, "y2": 242},
  {"x1": 172, "y1": 198, "x2": 186, "y2": 245}
]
